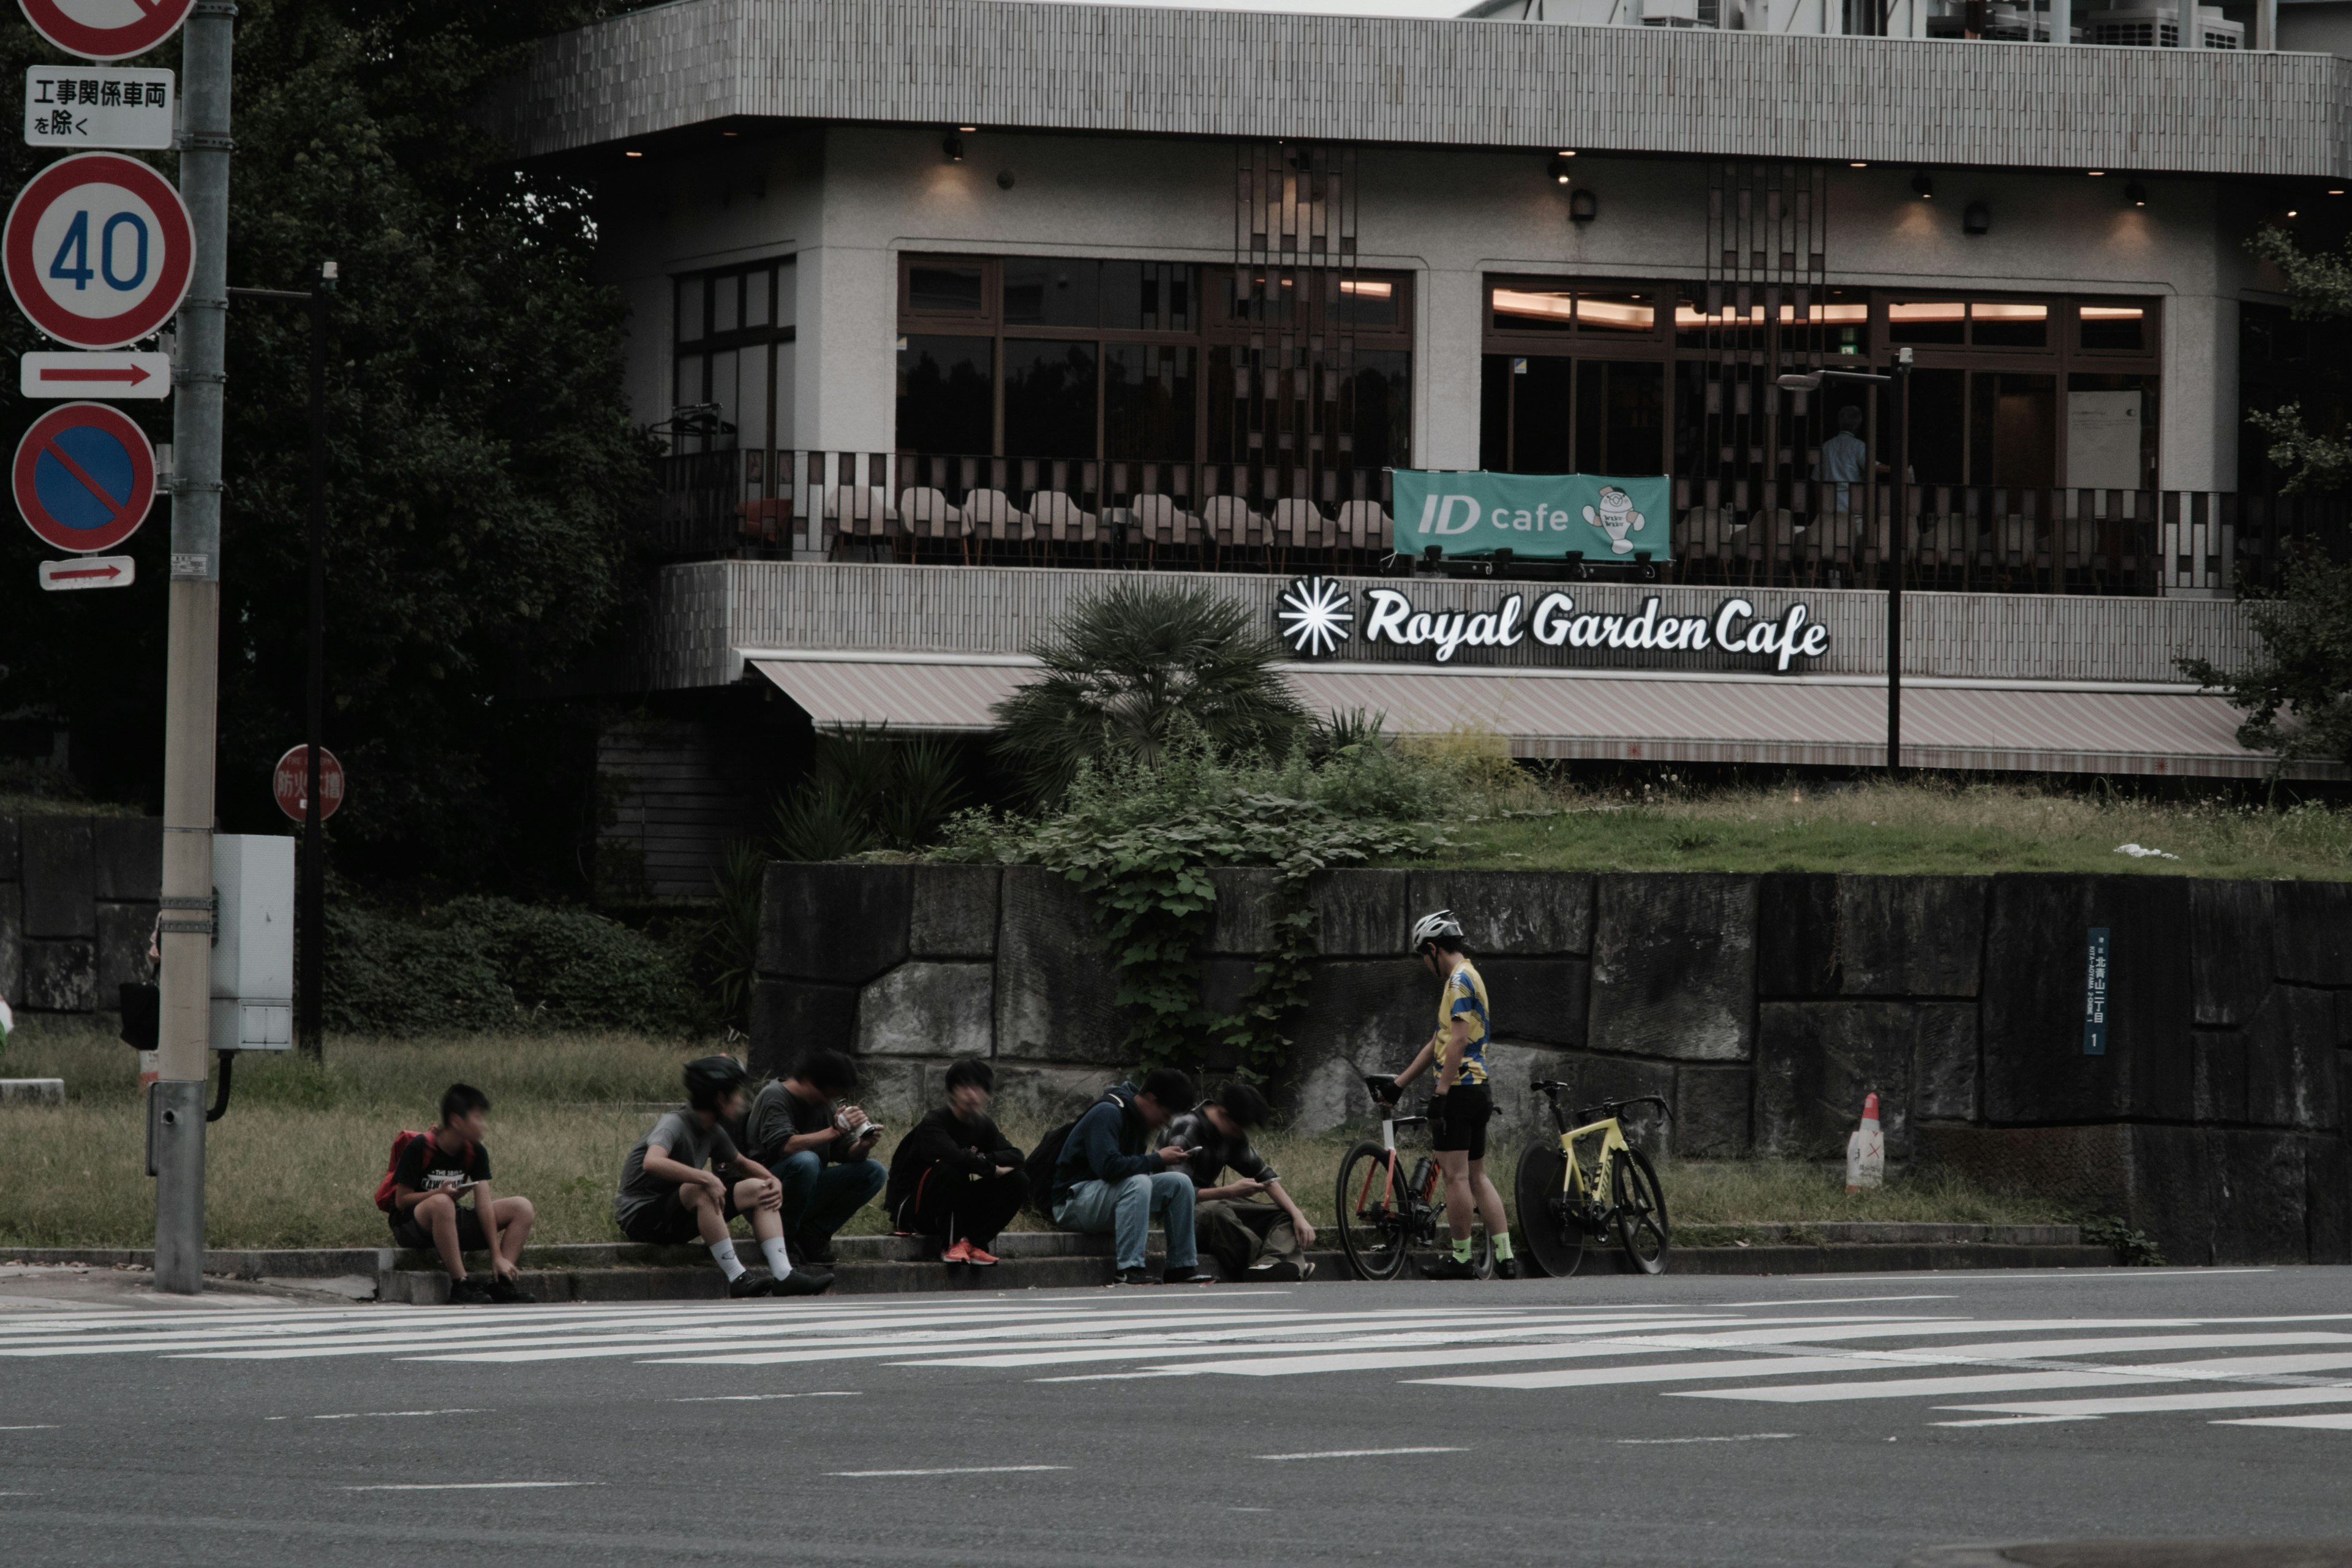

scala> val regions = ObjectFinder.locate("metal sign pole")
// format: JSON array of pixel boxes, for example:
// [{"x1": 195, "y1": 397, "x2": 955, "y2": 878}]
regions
[{"x1": 153, "y1": 0, "x2": 234, "y2": 1297}]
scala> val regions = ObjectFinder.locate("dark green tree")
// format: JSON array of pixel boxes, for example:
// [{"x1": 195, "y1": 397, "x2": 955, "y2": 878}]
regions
[
  {"x1": 991, "y1": 582, "x2": 1307, "y2": 801},
  {"x1": 2245, "y1": 224, "x2": 2352, "y2": 494},
  {"x1": 0, "y1": 1, "x2": 659, "y2": 893},
  {"x1": 2180, "y1": 548, "x2": 2352, "y2": 771}
]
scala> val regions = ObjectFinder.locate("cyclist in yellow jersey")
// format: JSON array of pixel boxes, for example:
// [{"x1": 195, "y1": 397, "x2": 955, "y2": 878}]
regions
[{"x1": 1374, "y1": 910, "x2": 1518, "y2": 1280}]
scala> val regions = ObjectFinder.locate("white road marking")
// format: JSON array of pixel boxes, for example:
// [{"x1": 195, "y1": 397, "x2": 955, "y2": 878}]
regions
[
  {"x1": 1680, "y1": 1354, "x2": 2352, "y2": 1405},
  {"x1": 1616, "y1": 1433, "x2": 1795, "y2": 1444},
  {"x1": 673, "y1": 1391, "x2": 861, "y2": 1402},
  {"x1": 343, "y1": 1482, "x2": 600, "y2": 1491},
  {"x1": 311, "y1": 1409, "x2": 489, "y2": 1420},
  {"x1": 2212, "y1": 1414, "x2": 2352, "y2": 1431},
  {"x1": 1258, "y1": 1447, "x2": 1467, "y2": 1460},
  {"x1": 827, "y1": 1465, "x2": 1067, "y2": 1477},
  {"x1": 0, "y1": 1425, "x2": 58, "y2": 1431},
  {"x1": 1722, "y1": 1295, "x2": 1956, "y2": 1308},
  {"x1": 1940, "y1": 1388, "x2": 2352, "y2": 1418},
  {"x1": 1932, "y1": 1416, "x2": 2104, "y2": 1428}
]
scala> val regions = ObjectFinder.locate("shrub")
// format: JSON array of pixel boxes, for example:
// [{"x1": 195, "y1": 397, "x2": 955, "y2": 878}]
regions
[{"x1": 325, "y1": 894, "x2": 696, "y2": 1036}]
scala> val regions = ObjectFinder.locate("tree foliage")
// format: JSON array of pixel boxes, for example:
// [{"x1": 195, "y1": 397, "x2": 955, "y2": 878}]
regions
[
  {"x1": 2245, "y1": 225, "x2": 2352, "y2": 495},
  {"x1": 0, "y1": 2, "x2": 658, "y2": 893},
  {"x1": 990, "y1": 582, "x2": 1308, "y2": 802},
  {"x1": 2180, "y1": 547, "x2": 2352, "y2": 770}
]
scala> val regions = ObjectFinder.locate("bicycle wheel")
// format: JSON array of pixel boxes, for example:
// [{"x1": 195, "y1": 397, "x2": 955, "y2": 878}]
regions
[
  {"x1": 1513, "y1": 1143, "x2": 1584, "y2": 1279},
  {"x1": 1335, "y1": 1142, "x2": 1411, "y2": 1281},
  {"x1": 1613, "y1": 1146, "x2": 1671, "y2": 1275}
]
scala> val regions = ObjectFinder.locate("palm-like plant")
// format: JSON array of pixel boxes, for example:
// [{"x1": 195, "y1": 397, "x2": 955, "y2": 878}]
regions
[{"x1": 992, "y1": 582, "x2": 1307, "y2": 800}]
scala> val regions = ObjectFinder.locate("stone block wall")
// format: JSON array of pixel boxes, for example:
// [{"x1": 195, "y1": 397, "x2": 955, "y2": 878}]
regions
[
  {"x1": 0, "y1": 816, "x2": 161, "y2": 1020},
  {"x1": 756, "y1": 862, "x2": 2352, "y2": 1265}
]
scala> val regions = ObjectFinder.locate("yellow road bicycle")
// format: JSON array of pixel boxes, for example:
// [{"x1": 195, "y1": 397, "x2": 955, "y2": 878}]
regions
[{"x1": 1512, "y1": 1084, "x2": 1673, "y2": 1278}]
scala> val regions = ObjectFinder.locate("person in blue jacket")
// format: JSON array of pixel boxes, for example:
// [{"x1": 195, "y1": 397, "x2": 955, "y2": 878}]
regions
[{"x1": 1050, "y1": 1067, "x2": 1207, "y2": 1286}]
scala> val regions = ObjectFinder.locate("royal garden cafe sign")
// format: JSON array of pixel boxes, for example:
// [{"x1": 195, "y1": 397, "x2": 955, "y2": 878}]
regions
[{"x1": 1275, "y1": 577, "x2": 1833, "y2": 671}]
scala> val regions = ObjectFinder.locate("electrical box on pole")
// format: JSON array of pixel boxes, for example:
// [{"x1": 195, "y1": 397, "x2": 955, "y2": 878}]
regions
[{"x1": 208, "y1": 835, "x2": 293, "y2": 1052}]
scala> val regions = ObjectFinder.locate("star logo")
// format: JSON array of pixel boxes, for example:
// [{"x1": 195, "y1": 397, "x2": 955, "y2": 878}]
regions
[{"x1": 1276, "y1": 576, "x2": 1354, "y2": 658}]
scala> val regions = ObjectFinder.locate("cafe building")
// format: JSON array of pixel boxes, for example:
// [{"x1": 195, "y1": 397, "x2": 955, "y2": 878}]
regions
[{"x1": 494, "y1": 0, "x2": 2351, "y2": 895}]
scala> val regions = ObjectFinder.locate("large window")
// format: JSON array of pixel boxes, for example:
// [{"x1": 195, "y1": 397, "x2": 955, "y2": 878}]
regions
[
  {"x1": 1479, "y1": 276, "x2": 2161, "y2": 494},
  {"x1": 673, "y1": 259, "x2": 796, "y2": 461},
  {"x1": 894, "y1": 253, "x2": 1412, "y2": 495}
]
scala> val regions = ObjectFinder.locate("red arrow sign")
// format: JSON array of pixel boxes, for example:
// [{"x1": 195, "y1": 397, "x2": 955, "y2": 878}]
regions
[
  {"x1": 48, "y1": 562, "x2": 121, "y2": 580},
  {"x1": 39, "y1": 363, "x2": 151, "y2": 385},
  {"x1": 37, "y1": 552, "x2": 135, "y2": 591}
]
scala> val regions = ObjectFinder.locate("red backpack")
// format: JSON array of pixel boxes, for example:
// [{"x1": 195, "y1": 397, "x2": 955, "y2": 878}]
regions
[{"x1": 373, "y1": 1129, "x2": 433, "y2": 1213}]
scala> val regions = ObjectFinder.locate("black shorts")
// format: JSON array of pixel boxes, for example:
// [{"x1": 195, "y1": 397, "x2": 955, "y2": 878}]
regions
[
  {"x1": 390, "y1": 1205, "x2": 489, "y2": 1253},
  {"x1": 1429, "y1": 1082, "x2": 1493, "y2": 1160},
  {"x1": 617, "y1": 1189, "x2": 706, "y2": 1246}
]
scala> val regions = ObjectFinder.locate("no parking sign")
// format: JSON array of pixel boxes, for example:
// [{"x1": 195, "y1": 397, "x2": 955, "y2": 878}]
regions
[
  {"x1": 13, "y1": 399, "x2": 156, "y2": 553},
  {"x1": 3, "y1": 151, "x2": 192, "y2": 349},
  {"x1": 17, "y1": 0, "x2": 197, "y2": 62}
]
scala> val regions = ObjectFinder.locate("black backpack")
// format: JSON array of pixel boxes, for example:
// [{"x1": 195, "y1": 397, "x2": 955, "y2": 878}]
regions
[{"x1": 1025, "y1": 1090, "x2": 1123, "y2": 1216}]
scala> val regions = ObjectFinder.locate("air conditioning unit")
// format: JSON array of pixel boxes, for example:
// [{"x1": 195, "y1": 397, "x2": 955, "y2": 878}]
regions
[
  {"x1": 1642, "y1": 0, "x2": 1701, "y2": 25},
  {"x1": 2083, "y1": 4, "x2": 2242, "y2": 46},
  {"x1": 1924, "y1": 3, "x2": 2079, "y2": 39}
]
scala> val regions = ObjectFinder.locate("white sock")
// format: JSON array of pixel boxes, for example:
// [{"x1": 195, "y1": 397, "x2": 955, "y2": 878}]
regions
[
  {"x1": 760, "y1": 1235, "x2": 793, "y2": 1280},
  {"x1": 710, "y1": 1238, "x2": 745, "y2": 1281}
]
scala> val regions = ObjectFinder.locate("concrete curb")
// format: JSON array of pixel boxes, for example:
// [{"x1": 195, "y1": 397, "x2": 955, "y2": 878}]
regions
[{"x1": 4, "y1": 1224, "x2": 2117, "y2": 1302}]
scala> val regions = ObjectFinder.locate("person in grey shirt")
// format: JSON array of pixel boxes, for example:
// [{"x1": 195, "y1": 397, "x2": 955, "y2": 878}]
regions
[
  {"x1": 616, "y1": 1055, "x2": 832, "y2": 1298},
  {"x1": 1816, "y1": 404, "x2": 1869, "y2": 516}
]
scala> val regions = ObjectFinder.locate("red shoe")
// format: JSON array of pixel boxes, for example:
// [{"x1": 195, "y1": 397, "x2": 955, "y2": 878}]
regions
[
  {"x1": 962, "y1": 1242, "x2": 1000, "y2": 1267},
  {"x1": 941, "y1": 1238, "x2": 974, "y2": 1264}
]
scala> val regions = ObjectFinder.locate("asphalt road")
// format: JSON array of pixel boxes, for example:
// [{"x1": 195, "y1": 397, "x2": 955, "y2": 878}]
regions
[{"x1": 5, "y1": 1264, "x2": 2352, "y2": 1567}]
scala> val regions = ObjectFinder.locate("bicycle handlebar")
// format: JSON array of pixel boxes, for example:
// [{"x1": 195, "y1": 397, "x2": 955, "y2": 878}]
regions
[{"x1": 1531, "y1": 1085, "x2": 1674, "y2": 1123}]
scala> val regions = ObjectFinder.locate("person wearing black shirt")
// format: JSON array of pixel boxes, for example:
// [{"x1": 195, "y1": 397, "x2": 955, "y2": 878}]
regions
[
  {"x1": 386, "y1": 1084, "x2": 537, "y2": 1304},
  {"x1": 884, "y1": 1059, "x2": 1027, "y2": 1266},
  {"x1": 1166, "y1": 1082, "x2": 1316, "y2": 1282},
  {"x1": 739, "y1": 1050, "x2": 887, "y2": 1265}
]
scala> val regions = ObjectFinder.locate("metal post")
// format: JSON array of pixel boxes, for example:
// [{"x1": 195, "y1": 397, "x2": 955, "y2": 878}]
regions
[
  {"x1": 1886, "y1": 347, "x2": 1910, "y2": 780},
  {"x1": 300, "y1": 280, "x2": 325, "y2": 1060},
  {"x1": 154, "y1": 0, "x2": 236, "y2": 1296}
]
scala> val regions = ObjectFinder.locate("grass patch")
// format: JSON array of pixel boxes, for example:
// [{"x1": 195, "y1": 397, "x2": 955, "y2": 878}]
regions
[
  {"x1": 0, "y1": 1023, "x2": 2072, "y2": 1250},
  {"x1": 1426, "y1": 778, "x2": 2352, "y2": 880}
]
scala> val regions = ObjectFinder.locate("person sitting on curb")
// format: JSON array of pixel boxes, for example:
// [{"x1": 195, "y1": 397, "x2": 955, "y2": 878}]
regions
[
  {"x1": 741, "y1": 1049, "x2": 887, "y2": 1267},
  {"x1": 884, "y1": 1058, "x2": 1027, "y2": 1266},
  {"x1": 385, "y1": 1084, "x2": 537, "y2": 1305},
  {"x1": 1050, "y1": 1066, "x2": 1209, "y2": 1286},
  {"x1": 615, "y1": 1055, "x2": 832, "y2": 1298},
  {"x1": 1166, "y1": 1081, "x2": 1317, "y2": 1283}
]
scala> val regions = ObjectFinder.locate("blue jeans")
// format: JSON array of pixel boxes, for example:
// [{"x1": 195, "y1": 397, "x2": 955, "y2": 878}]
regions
[
  {"x1": 775, "y1": 1151, "x2": 885, "y2": 1240},
  {"x1": 1054, "y1": 1172, "x2": 1197, "y2": 1272}
]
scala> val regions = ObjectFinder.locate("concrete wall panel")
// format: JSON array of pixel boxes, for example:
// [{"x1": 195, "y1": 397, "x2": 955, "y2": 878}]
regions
[{"x1": 1589, "y1": 874, "x2": 1755, "y2": 1062}]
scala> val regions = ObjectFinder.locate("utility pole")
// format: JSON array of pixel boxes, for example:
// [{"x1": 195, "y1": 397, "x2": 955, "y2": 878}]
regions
[
  {"x1": 154, "y1": 0, "x2": 236, "y2": 1297},
  {"x1": 1885, "y1": 346, "x2": 1911, "y2": 780}
]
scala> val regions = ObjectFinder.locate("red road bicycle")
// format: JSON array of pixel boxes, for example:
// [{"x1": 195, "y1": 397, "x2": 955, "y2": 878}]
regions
[{"x1": 1333, "y1": 1076, "x2": 1495, "y2": 1281}]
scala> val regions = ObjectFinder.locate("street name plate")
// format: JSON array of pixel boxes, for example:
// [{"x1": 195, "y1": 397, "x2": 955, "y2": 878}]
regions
[
  {"x1": 2082, "y1": 925, "x2": 2110, "y2": 1057},
  {"x1": 24, "y1": 67, "x2": 174, "y2": 152}
]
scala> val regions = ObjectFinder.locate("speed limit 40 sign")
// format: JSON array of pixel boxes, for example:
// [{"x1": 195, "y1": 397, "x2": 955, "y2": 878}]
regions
[{"x1": 3, "y1": 151, "x2": 192, "y2": 349}]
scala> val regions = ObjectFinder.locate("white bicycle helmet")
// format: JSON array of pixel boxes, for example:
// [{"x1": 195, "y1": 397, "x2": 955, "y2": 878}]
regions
[{"x1": 1408, "y1": 909, "x2": 1464, "y2": 952}]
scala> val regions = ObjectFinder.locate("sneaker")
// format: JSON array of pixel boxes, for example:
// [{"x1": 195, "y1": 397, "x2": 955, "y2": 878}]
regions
[
  {"x1": 1161, "y1": 1266, "x2": 1215, "y2": 1286},
  {"x1": 1246, "y1": 1260, "x2": 1302, "y2": 1283},
  {"x1": 1112, "y1": 1267, "x2": 1155, "y2": 1286},
  {"x1": 941, "y1": 1238, "x2": 974, "y2": 1265},
  {"x1": 1495, "y1": 1256, "x2": 1521, "y2": 1281},
  {"x1": 1424, "y1": 1254, "x2": 1479, "y2": 1280},
  {"x1": 774, "y1": 1268, "x2": 835, "y2": 1297},
  {"x1": 962, "y1": 1242, "x2": 1000, "y2": 1267},
  {"x1": 1298, "y1": 1259, "x2": 1316, "y2": 1282},
  {"x1": 446, "y1": 1276, "x2": 494, "y2": 1305},
  {"x1": 728, "y1": 1270, "x2": 775, "y2": 1298},
  {"x1": 485, "y1": 1276, "x2": 533, "y2": 1304}
]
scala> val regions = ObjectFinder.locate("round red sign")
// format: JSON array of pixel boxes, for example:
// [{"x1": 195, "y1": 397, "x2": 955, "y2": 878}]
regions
[
  {"x1": 12, "y1": 400, "x2": 156, "y2": 554},
  {"x1": 273, "y1": 745, "x2": 346, "y2": 824},
  {"x1": 4, "y1": 153, "x2": 194, "y2": 349},
  {"x1": 17, "y1": 0, "x2": 198, "y2": 63}
]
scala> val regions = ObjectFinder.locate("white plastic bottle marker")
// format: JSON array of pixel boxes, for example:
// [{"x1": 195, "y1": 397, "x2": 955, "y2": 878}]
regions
[{"x1": 1845, "y1": 1091, "x2": 1885, "y2": 1193}]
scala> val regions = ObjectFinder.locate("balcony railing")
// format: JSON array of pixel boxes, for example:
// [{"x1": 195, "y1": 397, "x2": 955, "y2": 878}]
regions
[{"x1": 649, "y1": 447, "x2": 2260, "y2": 596}]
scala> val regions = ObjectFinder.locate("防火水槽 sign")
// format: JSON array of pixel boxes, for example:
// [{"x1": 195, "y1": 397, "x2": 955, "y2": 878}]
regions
[{"x1": 1392, "y1": 469, "x2": 1673, "y2": 562}]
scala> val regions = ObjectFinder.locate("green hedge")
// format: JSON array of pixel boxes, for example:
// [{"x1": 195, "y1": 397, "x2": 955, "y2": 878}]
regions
[{"x1": 324, "y1": 895, "x2": 698, "y2": 1036}]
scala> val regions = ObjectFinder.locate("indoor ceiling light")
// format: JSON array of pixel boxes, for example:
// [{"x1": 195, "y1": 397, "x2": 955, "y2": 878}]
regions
[
  {"x1": 2126, "y1": 181, "x2": 2147, "y2": 206},
  {"x1": 1910, "y1": 171, "x2": 1934, "y2": 200},
  {"x1": 1849, "y1": 160, "x2": 1867, "y2": 168},
  {"x1": 2087, "y1": 169, "x2": 2105, "y2": 176},
  {"x1": 943, "y1": 134, "x2": 964, "y2": 163},
  {"x1": 1548, "y1": 156, "x2": 1573, "y2": 184},
  {"x1": 624, "y1": 149, "x2": 643, "y2": 157}
]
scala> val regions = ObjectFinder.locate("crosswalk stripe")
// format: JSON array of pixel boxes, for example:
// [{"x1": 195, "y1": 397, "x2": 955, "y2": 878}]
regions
[
  {"x1": 1679, "y1": 1354, "x2": 2352, "y2": 1404},
  {"x1": 1937, "y1": 1387, "x2": 2352, "y2": 1417},
  {"x1": 2212, "y1": 1414, "x2": 2352, "y2": 1430}
]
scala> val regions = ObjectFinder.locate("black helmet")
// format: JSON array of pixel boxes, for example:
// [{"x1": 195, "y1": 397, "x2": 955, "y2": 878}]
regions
[{"x1": 684, "y1": 1054, "x2": 749, "y2": 1110}]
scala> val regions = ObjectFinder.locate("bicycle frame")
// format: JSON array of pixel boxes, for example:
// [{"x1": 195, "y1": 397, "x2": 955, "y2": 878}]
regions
[
  {"x1": 1553, "y1": 1115, "x2": 1633, "y2": 1224},
  {"x1": 1351, "y1": 1107, "x2": 1441, "y2": 1224}
]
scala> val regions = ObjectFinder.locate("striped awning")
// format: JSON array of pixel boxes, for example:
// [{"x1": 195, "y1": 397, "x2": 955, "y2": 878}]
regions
[{"x1": 746, "y1": 652, "x2": 2320, "y2": 778}]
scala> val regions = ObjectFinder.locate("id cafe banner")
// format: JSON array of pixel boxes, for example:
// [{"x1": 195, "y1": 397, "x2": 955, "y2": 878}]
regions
[{"x1": 1393, "y1": 470, "x2": 1673, "y2": 562}]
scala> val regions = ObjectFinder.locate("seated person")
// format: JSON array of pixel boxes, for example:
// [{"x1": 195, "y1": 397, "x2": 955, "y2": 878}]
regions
[
  {"x1": 1049, "y1": 1066, "x2": 1208, "y2": 1287},
  {"x1": 885, "y1": 1058, "x2": 1027, "y2": 1266},
  {"x1": 1166, "y1": 1081, "x2": 1317, "y2": 1283},
  {"x1": 614, "y1": 1055, "x2": 832, "y2": 1298},
  {"x1": 741, "y1": 1049, "x2": 886, "y2": 1265},
  {"x1": 383, "y1": 1082, "x2": 536, "y2": 1304}
]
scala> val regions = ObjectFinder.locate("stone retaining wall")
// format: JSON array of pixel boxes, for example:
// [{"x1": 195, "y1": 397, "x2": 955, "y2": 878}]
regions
[
  {"x1": 0, "y1": 816, "x2": 160, "y2": 1021},
  {"x1": 754, "y1": 864, "x2": 2352, "y2": 1267}
]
